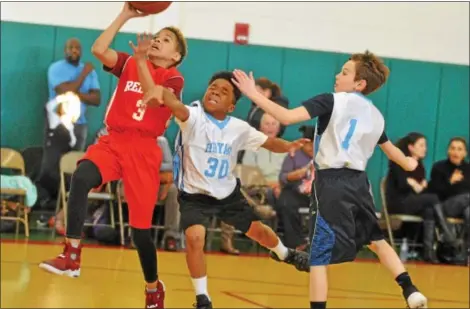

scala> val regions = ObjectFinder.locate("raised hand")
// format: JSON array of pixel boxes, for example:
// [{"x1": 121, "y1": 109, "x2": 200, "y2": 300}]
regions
[
  {"x1": 231, "y1": 69, "x2": 258, "y2": 97},
  {"x1": 450, "y1": 169, "x2": 464, "y2": 184},
  {"x1": 121, "y1": 2, "x2": 149, "y2": 20},
  {"x1": 129, "y1": 32, "x2": 152, "y2": 60}
]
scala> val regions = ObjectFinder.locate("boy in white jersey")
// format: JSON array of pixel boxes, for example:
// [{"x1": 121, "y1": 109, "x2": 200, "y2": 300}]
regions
[
  {"x1": 232, "y1": 51, "x2": 428, "y2": 309},
  {"x1": 142, "y1": 71, "x2": 311, "y2": 309}
]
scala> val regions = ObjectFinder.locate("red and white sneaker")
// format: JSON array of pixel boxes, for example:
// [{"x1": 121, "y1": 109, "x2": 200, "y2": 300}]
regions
[
  {"x1": 145, "y1": 280, "x2": 166, "y2": 308},
  {"x1": 39, "y1": 242, "x2": 81, "y2": 278}
]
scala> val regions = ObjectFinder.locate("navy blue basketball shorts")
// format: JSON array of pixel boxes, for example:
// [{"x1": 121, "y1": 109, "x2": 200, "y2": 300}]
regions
[{"x1": 309, "y1": 168, "x2": 384, "y2": 266}]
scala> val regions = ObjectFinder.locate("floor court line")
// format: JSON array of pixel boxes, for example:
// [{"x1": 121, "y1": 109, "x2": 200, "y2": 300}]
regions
[
  {"x1": 174, "y1": 288, "x2": 469, "y2": 305},
  {"x1": 2, "y1": 258, "x2": 465, "y2": 305},
  {"x1": 2, "y1": 237, "x2": 465, "y2": 269},
  {"x1": 222, "y1": 291, "x2": 272, "y2": 309}
]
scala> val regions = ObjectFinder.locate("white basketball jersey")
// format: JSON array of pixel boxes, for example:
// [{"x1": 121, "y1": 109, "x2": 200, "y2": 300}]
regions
[
  {"x1": 315, "y1": 92, "x2": 384, "y2": 171},
  {"x1": 174, "y1": 101, "x2": 268, "y2": 199}
]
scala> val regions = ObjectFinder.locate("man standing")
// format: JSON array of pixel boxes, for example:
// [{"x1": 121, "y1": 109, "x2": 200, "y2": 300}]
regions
[{"x1": 47, "y1": 37, "x2": 101, "y2": 150}]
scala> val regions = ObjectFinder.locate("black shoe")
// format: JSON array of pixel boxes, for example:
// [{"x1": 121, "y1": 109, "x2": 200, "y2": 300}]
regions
[
  {"x1": 270, "y1": 249, "x2": 310, "y2": 272},
  {"x1": 193, "y1": 294, "x2": 212, "y2": 309}
]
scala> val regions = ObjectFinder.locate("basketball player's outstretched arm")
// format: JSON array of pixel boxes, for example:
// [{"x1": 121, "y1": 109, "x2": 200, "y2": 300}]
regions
[
  {"x1": 379, "y1": 140, "x2": 418, "y2": 171},
  {"x1": 232, "y1": 70, "x2": 311, "y2": 125},
  {"x1": 92, "y1": 2, "x2": 147, "y2": 68},
  {"x1": 142, "y1": 85, "x2": 190, "y2": 122},
  {"x1": 261, "y1": 137, "x2": 310, "y2": 154},
  {"x1": 131, "y1": 33, "x2": 156, "y2": 94}
]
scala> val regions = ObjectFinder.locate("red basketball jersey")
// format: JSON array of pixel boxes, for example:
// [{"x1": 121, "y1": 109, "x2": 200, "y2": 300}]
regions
[{"x1": 103, "y1": 52, "x2": 184, "y2": 138}]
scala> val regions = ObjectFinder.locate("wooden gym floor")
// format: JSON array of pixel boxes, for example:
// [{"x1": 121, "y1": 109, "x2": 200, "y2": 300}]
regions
[{"x1": 1, "y1": 240, "x2": 468, "y2": 308}]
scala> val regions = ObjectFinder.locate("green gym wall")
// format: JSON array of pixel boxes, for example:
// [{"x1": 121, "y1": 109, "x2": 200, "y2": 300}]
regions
[{"x1": 1, "y1": 21, "x2": 468, "y2": 209}]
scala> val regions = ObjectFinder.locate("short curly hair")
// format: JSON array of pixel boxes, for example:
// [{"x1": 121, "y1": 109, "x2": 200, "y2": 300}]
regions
[{"x1": 208, "y1": 71, "x2": 242, "y2": 103}]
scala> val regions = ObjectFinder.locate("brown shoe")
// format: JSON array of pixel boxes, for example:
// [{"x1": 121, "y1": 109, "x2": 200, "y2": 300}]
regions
[
  {"x1": 254, "y1": 205, "x2": 276, "y2": 219},
  {"x1": 220, "y1": 222, "x2": 240, "y2": 255}
]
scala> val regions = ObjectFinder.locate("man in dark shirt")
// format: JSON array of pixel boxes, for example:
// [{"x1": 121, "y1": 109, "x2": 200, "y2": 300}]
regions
[{"x1": 429, "y1": 137, "x2": 470, "y2": 262}]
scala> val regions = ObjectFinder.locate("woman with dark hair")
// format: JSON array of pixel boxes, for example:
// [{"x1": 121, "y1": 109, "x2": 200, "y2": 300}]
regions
[
  {"x1": 246, "y1": 77, "x2": 289, "y2": 136},
  {"x1": 386, "y1": 132, "x2": 456, "y2": 263},
  {"x1": 238, "y1": 77, "x2": 289, "y2": 164}
]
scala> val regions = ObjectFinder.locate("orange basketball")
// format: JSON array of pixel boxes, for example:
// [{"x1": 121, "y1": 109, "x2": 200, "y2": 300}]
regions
[{"x1": 129, "y1": 2, "x2": 172, "y2": 14}]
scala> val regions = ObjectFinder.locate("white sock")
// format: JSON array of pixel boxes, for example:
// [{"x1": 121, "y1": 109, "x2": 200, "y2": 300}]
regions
[
  {"x1": 270, "y1": 238, "x2": 289, "y2": 260},
  {"x1": 191, "y1": 276, "x2": 210, "y2": 300},
  {"x1": 69, "y1": 239, "x2": 80, "y2": 248}
]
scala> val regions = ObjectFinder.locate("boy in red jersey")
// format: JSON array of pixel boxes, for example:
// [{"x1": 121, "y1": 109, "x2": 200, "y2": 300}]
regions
[{"x1": 39, "y1": 3, "x2": 187, "y2": 308}]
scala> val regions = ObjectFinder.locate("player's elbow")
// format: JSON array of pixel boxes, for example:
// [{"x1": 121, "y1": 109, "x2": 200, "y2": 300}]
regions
[
  {"x1": 174, "y1": 107, "x2": 190, "y2": 123},
  {"x1": 281, "y1": 110, "x2": 306, "y2": 126},
  {"x1": 279, "y1": 114, "x2": 295, "y2": 126},
  {"x1": 91, "y1": 43, "x2": 105, "y2": 56}
]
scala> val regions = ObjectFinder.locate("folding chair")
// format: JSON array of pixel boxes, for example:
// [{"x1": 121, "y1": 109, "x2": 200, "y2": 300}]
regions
[
  {"x1": 1, "y1": 148, "x2": 30, "y2": 237},
  {"x1": 53, "y1": 151, "x2": 119, "y2": 241},
  {"x1": 20, "y1": 146, "x2": 54, "y2": 231},
  {"x1": 380, "y1": 177, "x2": 423, "y2": 248},
  {"x1": 20, "y1": 146, "x2": 43, "y2": 181},
  {"x1": 116, "y1": 171, "x2": 173, "y2": 247}
]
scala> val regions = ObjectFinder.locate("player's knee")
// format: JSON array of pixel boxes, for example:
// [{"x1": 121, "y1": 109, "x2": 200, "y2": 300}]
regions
[
  {"x1": 72, "y1": 160, "x2": 102, "y2": 190},
  {"x1": 185, "y1": 225, "x2": 206, "y2": 250}
]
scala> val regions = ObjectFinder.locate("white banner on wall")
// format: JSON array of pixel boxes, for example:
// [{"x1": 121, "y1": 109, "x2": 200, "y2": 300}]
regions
[
  {"x1": 0, "y1": 2, "x2": 181, "y2": 34},
  {"x1": 1, "y1": 1, "x2": 469, "y2": 65}
]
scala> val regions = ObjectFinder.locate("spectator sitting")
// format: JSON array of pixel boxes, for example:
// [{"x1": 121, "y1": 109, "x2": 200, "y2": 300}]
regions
[
  {"x1": 386, "y1": 132, "x2": 456, "y2": 263},
  {"x1": 276, "y1": 125, "x2": 314, "y2": 249},
  {"x1": 238, "y1": 77, "x2": 289, "y2": 163},
  {"x1": 246, "y1": 77, "x2": 289, "y2": 134},
  {"x1": 220, "y1": 113, "x2": 285, "y2": 255},
  {"x1": 157, "y1": 135, "x2": 181, "y2": 251},
  {"x1": 429, "y1": 137, "x2": 469, "y2": 264},
  {"x1": 36, "y1": 92, "x2": 82, "y2": 211},
  {"x1": 47, "y1": 37, "x2": 101, "y2": 151},
  {"x1": 242, "y1": 113, "x2": 286, "y2": 205}
]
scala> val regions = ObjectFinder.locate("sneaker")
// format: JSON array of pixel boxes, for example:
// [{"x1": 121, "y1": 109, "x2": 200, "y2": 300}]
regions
[
  {"x1": 270, "y1": 248, "x2": 310, "y2": 272},
  {"x1": 145, "y1": 280, "x2": 165, "y2": 308},
  {"x1": 193, "y1": 294, "x2": 212, "y2": 309},
  {"x1": 39, "y1": 242, "x2": 81, "y2": 278},
  {"x1": 164, "y1": 237, "x2": 178, "y2": 252},
  {"x1": 36, "y1": 215, "x2": 49, "y2": 228},
  {"x1": 406, "y1": 291, "x2": 428, "y2": 308}
]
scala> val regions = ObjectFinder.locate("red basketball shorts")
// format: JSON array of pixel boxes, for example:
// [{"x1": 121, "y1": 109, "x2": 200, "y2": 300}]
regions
[{"x1": 80, "y1": 131, "x2": 162, "y2": 229}]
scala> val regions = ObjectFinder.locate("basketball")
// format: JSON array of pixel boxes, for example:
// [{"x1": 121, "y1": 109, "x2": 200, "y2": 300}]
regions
[{"x1": 129, "y1": 2, "x2": 172, "y2": 14}]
